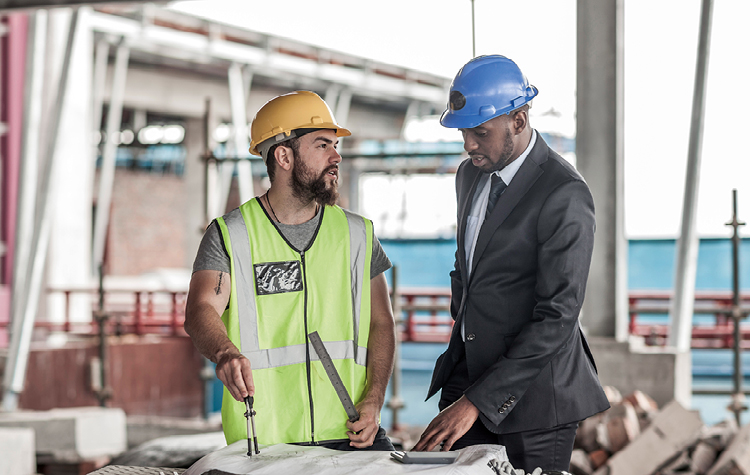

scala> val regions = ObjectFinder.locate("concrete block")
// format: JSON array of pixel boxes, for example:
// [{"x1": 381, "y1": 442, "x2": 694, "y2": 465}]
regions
[
  {"x1": 569, "y1": 449, "x2": 593, "y2": 475},
  {"x1": 691, "y1": 441, "x2": 718, "y2": 475},
  {"x1": 575, "y1": 414, "x2": 602, "y2": 453},
  {"x1": 0, "y1": 406, "x2": 126, "y2": 462},
  {"x1": 589, "y1": 337, "x2": 692, "y2": 409},
  {"x1": 707, "y1": 422, "x2": 750, "y2": 475},
  {"x1": 598, "y1": 401, "x2": 640, "y2": 453},
  {"x1": 0, "y1": 427, "x2": 35, "y2": 475},
  {"x1": 601, "y1": 400, "x2": 703, "y2": 475}
]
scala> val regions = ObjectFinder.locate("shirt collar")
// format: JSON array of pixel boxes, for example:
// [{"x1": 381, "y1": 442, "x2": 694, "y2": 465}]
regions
[{"x1": 495, "y1": 129, "x2": 537, "y2": 185}]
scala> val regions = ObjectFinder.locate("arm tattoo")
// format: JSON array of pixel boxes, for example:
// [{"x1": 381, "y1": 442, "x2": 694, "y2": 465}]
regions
[{"x1": 215, "y1": 272, "x2": 224, "y2": 295}]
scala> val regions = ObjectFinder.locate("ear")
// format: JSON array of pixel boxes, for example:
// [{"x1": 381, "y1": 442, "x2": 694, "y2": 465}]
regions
[
  {"x1": 511, "y1": 109, "x2": 528, "y2": 135},
  {"x1": 274, "y1": 145, "x2": 293, "y2": 172}
]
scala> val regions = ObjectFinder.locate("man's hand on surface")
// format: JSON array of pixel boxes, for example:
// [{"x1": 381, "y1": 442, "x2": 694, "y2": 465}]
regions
[
  {"x1": 346, "y1": 399, "x2": 381, "y2": 448},
  {"x1": 215, "y1": 351, "x2": 254, "y2": 401},
  {"x1": 412, "y1": 396, "x2": 479, "y2": 452}
]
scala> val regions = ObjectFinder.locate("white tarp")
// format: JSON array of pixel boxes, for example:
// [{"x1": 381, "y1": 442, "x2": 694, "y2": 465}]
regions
[{"x1": 184, "y1": 441, "x2": 508, "y2": 475}]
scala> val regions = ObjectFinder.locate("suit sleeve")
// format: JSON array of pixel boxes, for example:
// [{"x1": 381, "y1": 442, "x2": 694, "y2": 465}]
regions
[{"x1": 464, "y1": 178, "x2": 596, "y2": 426}]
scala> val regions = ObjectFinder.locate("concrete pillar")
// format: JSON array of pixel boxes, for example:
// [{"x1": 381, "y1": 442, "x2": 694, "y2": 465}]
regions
[
  {"x1": 575, "y1": 0, "x2": 627, "y2": 340},
  {"x1": 183, "y1": 117, "x2": 208, "y2": 268}
]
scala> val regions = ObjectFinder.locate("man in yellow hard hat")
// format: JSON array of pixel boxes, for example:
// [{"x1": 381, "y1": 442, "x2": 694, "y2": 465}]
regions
[{"x1": 185, "y1": 91, "x2": 396, "y2": 450}]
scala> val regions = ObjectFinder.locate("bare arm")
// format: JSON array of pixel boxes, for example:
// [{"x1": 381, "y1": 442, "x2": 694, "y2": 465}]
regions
[
  {"x1": 184, "y1": 269, "x2": 254, "y2": 401},
  {"x1": 347, "y1": 272, "x2": 396, "y2": 448}
]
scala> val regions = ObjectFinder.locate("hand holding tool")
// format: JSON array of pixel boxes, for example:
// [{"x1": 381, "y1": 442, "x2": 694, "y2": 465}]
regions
[{"x1": 244, "y1": 396, "x2": 260, "y2": 456}]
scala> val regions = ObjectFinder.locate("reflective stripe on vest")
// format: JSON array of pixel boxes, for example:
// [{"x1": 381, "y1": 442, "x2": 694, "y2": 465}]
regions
[{"x1": 224, "y1": 207, "x2": 368, "y2": 368}]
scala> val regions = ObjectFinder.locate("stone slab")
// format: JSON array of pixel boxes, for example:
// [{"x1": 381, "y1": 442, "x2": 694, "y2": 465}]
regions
[
  {"x1": 0, "y1": 427, "x2": 36, "y2": 475},
  {"x1": 0, "y1": 406, "x2": 126, "y2": 461}
]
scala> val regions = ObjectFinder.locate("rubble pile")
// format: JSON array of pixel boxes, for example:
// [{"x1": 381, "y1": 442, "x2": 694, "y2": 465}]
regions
[{"x1": 571, "y1": 387, "x2": 750, "y2": 475}]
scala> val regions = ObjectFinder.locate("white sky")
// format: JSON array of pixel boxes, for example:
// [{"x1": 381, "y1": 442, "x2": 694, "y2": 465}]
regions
[{"x1": 169, "y1": 0, "x2": 750, "y2": 239}]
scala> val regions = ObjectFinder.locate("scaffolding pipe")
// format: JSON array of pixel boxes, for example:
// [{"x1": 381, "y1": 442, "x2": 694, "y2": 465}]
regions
[
  {"x1": 669, "y1": 0, "x2": 714, "y2": 351},
  {"x1": 228, "y1": 62, "x2": 253, "y2": 203},
  {"x1": 91, "y1": 38, "x2": 109, "y2": 146},
  {"x1": 91, "y1": 40, "x2": 129, "y2": 275},
  {"x1": 3, "y1": 10, "x2": 80, "y2": 411},
  {"x1": 7, "y1": 9, "x2": 46, "y2": 371}
]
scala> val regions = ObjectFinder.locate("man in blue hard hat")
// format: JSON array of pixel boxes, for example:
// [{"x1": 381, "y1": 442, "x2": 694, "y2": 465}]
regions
[{"x1": 414, "y1": 55, "x2": 610, "y2": 472}]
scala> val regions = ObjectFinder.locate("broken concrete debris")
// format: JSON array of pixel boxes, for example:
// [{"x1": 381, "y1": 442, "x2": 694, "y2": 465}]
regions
[{"x1": 571, "y1": 387, "x2": 746, "y2": 475}]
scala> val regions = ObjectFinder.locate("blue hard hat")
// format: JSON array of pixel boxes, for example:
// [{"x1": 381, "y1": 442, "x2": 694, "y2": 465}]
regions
[{"x1": 440, "y1": 55, "x2": 538, "y2": 129}]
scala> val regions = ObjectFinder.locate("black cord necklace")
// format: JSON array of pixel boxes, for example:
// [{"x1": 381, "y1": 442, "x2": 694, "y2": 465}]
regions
[
  {"x1": 265, "y1": 192, "x2": 281, "y2": 223},
  {"x1": 265, "y1": 191, "x2": 320, "y2": 224}
]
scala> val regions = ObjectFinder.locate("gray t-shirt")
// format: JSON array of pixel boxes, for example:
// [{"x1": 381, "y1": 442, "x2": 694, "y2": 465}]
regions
[{"x1": 192, "y1": 205, "x2": 392, "y2": 279}]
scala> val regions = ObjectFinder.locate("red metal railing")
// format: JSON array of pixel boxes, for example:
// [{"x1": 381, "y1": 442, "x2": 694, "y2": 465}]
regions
[
  {"x1": 1, "y1": 288, "x2": 748, "y2": 349},
  {"x1": 0, "y1": 287, "x2": 189, "y2": 341},
  {"x1": 628, "y1": 290, "x2": 750, "y2": 349}
]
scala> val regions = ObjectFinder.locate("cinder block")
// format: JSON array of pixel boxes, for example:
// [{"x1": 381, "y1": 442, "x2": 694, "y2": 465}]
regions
[
  {"x1": 707, "y1": 422, "x2": 750, "y2": 475},
  {"x1": 0, "y1": 406, "x2": 126, "y2": 461},
  {"x1": 0, "y1": 427, "x2": 35, "y2": 475},
  {"x1": 598, "y1": 400, "x2": 703, "y2": 475}
]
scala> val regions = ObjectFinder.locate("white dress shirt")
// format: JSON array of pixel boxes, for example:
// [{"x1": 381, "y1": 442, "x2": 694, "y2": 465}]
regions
[{"x1": 461, "y1": 129, "x2": 537, "y2": 339}]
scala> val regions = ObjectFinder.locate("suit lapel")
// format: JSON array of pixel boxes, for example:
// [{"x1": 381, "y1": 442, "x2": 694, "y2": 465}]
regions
[
  {"x1": 469, "y1": 138, "x2": 548, "y2": 277},
  {"x1": 456, "y1": 167, "x2": 483, "y2": 283}
]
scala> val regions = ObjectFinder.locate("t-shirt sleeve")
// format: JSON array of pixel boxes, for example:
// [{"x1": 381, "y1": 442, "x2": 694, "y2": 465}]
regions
[
  {"x1": 370, "y1": 232, "x2": 392, "y2": 280},
  {"x1": 192, "y1": 220, "x2": 231, "y2": 274}
]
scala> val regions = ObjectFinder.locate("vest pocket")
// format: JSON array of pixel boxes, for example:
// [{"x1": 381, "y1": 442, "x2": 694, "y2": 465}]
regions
[{"x1": 254, "y1": 260, "x2": 304, "y2": 295}]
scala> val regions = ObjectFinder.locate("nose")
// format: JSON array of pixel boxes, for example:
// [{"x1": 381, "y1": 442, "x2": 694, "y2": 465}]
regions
[
  {"x1": 330, "y1": 147, "x2": 342, "y2": 164},
  {"x1": 463, "y1": 135, "x2": 478, "y2": 153}
]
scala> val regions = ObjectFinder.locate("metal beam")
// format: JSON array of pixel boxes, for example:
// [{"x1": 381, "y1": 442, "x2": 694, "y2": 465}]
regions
[
  {"x1": 227, "y1": 63, "x2": 253, "y2": 204},
  {"x1": 0, "y1": 0, "x2": 152, "y2": 10},
  {"x1": 669, "y1": 0, "x2": 715, "y2": 351},
  {"x1": 3, "y1": 9, "x2": 79, "y2": 411},
  {"x1": 91, "y1": 40, "x2": 129, "y2": 276}
]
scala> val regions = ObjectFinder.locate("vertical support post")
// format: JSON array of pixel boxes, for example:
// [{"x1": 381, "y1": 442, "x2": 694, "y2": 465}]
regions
[
  {"x1": 669, "y1": 0, "x2": 714, "y2": 352},
  {"x1": 91, "y1": 38, "x2": 108, "y2": 149},
  {"x1": 3, "y1": 10, "x2": 80, "y2": 411},
  {"x1": 227, "y1": 63, "x2": 253, "y2": 204},
  {"x1": 94, "y1": 263, "x2": 110, "y2": 407},
  {"x1": 576, "y1": 0, "x2": 626, "y2": 340},
  {"x1": 9, "y1": 9, "x2": 46, "y2": 358},
  {"x1": 726, "y1": 189, "x2": 746, "y2": 424},
  {"x1": 91, "y1": 40, "x2": 129, "y2": 276},
  {"x1": 386, "y1": 265, "x2": 404, "y2": 433}
]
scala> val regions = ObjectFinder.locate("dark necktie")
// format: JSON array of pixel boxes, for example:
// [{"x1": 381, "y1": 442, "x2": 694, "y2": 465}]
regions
[{"x1": 485, "y1": 174, "x2": 507, "y2": 219}]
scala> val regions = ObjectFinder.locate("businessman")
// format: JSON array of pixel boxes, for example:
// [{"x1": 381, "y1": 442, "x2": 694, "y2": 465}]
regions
[{"x1": 414, "y1": 55, "x2": 609, "y2": 472}]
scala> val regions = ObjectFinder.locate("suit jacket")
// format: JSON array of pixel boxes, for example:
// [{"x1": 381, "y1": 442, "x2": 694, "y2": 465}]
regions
[{"x1": 427, "y1": 133, "x2": 610, "y2": 434}]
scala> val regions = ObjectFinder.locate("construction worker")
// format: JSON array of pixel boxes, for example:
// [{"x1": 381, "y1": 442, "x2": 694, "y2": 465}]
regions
[
  {"x1": 414, "y1": 56, "x2": 609, "y2": 471},
  {"x1": 185, "y1": 91, "x2": 396, "y2": 450}
]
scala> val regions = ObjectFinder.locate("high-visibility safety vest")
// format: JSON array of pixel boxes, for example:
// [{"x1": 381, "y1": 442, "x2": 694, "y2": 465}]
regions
[{"x1": 215, "y1": 198, "x2": 374, "y2": 446}]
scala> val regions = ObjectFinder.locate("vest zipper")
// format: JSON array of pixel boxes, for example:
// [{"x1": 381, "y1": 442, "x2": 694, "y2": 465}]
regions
[{"x1": 300, "y1": 250, "x2": 316, "y2": 444}]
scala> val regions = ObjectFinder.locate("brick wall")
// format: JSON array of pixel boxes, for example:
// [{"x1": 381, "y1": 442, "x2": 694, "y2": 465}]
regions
[{"x1": 107, "y1": 169, "x2": 191, "y2": 276}]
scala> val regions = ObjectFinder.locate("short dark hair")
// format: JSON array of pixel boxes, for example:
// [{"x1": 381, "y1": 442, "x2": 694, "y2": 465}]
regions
[{"x1": 265, "y1": 137, "x2": 300, "y2": 182}]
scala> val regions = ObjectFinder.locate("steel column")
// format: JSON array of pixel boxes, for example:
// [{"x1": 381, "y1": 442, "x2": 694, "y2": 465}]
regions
[
  {"x1": 227, "y1": 63, "x2": 253, "y2": 203},
  {"x1": 3, "y1": 9, "x2": 79, "y2": 411},
  {"x1": 91, "y1": 40, "x2": 129, "y2": 276},
  {"x1": 669, "y1": 0, "x2": 714, "y2": 351}
]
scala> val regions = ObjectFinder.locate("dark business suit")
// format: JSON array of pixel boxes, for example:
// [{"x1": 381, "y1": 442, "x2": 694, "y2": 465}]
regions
[{"x1": 427, "y1": 134, "x2": 609, "y2": 464}]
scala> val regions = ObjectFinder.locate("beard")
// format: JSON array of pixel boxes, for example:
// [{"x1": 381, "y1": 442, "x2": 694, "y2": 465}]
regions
[
  {"x1": 291, "y1": 154, "x2": 339, "y2": 206},
  {"x1": 486, "y1": 125, "x2": 515, "y2": 173}
]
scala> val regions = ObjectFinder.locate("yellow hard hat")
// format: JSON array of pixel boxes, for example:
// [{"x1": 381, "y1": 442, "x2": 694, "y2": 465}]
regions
[{"x1": 249, "y1": 90, "x2": 351, "y2": 162}]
